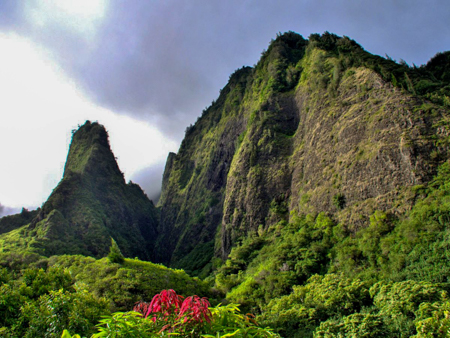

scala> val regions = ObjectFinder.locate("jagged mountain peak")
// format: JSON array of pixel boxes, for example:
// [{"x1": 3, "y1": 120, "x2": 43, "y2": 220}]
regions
[
  {"x1": 63, "y1": 121, "x2": 124, "y2": 183},
  {"x1": 6, "y1": 121, "x2": 159, "y2": 259}
]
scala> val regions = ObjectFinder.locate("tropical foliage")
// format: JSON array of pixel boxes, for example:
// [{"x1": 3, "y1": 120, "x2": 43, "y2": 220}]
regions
[
  {"x1": 0, "y1": 255, "x2": 209, "y2": 337},
  {"x1": 90, "y1": 289, "x2": 279, "y2": 338}
]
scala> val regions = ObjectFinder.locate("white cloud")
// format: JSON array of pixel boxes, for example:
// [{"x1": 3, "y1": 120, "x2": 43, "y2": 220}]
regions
[
  {"x1": 0, "y1": 33, "x2": 176, "y2": 209},
  {"x1": 24, "y1": 0, "x2": 108, "y2": 37}
]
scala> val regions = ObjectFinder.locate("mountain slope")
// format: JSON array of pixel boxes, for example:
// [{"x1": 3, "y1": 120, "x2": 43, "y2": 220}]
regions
[
  {"x1": 157, "y1": 32, "x2": 450, "y2": 274},
  {"x1": 0, "y1": 121, "x2": 159, "y2": 260}
]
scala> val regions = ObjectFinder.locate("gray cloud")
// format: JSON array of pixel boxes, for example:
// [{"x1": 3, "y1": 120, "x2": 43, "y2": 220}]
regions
[
  {"x1": 4, "y1": 0, "x2": 450, "y2": 141},
  {"x1": 0, "y1": 0, "x2": 21, "y2": 29},
  {"x1": 0, "y1": 203, "x2": 20, "y2": 218},
  {"x1": 130, "y1": 161, "x2": 167, "y2": 204},
  {"x1": 1, "y1": 0, "x2": 450, "y2": 203}
]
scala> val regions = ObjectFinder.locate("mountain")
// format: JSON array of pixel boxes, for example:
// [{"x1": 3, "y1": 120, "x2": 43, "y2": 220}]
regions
[
  {"x1": 1, "y1": 32, "x2": 449, "y2": 275},
  {"x1": 0, "y1": 121, "x2": 158, "y2": 259},
  {"x1": 0, "y1": 208, "x2": 38, "y2": 236},
  {"x1": 156, "y1": 32, "x2": 450, "y2": 275}
]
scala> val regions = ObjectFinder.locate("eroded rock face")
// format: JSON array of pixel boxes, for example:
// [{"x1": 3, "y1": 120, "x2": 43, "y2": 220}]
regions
[
  {"x1": 155, "y1": 67, "x2": 252, "y2": 269},
  {"x1": 289, "y1": 69, "x2": 443, "y2": 230},
  {"x1": 159, "y1": 32, "x2": 450, "y2": 267},
  {"x1": 219, "y1": 68, "x2": 445, "y2": 257}
]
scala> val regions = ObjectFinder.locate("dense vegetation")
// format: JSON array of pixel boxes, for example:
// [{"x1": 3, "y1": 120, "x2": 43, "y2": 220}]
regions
[
  {"x1": 3, "y1": 162, "x2": 450, "y2": 337},
  {"x1": 0, "y1": 246, "x2": 210, "y2": 337},
  {"x1": 213, "y1": 160, "x2": 450, "y2": 337},
  {"x1": 1, "y1": 32, "x2": 450, "y2": 337}
]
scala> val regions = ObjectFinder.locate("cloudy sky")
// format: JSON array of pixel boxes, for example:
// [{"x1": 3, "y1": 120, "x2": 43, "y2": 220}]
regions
[{"x1": 0, "y1": 0, "x2": 449, "y2": 216}]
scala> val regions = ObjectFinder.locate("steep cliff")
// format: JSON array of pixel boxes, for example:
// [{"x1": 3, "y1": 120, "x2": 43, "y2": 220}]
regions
[
  {"x1": 157, "y1": 32, "x2": 450, "y2": 273},
  {"x1": 155, "y1": 67, "x2": 254, "y2": 273}
]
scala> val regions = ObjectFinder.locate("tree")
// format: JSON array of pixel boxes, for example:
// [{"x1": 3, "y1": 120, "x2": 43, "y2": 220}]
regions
[{"x1": 108, "y1": 238, "x2": 125, "y2": 264}]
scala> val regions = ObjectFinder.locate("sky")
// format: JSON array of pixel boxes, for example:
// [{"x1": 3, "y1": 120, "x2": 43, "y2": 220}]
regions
[{"x1": 0, "y1": 0, "x2": 449, "y2": 216}]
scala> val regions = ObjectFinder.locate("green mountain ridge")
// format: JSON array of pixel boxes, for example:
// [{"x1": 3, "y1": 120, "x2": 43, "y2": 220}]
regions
[{"x1": 156, "y1": 32, "x2": 450, "y2": 274}]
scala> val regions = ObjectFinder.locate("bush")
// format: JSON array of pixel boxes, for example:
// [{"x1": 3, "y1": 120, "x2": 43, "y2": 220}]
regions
[
  {"x1": 20, "y1": 284, "x2": 109, "y2": 338},
  {"x1": 260, "y1": 274, "x2": 371, "y2": 337},
  {"x1": 314, "y1": 313, "x2": 389, "y2": 338}
]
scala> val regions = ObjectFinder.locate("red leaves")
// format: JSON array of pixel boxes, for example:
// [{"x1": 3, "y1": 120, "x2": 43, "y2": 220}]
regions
[
  {"x1": 132, "y1": 289, "x2": 212, "y2": 332},
  {"x1": 132, "y1": 301, "x2": 150, "y2": 317},
  {"x1": 145, "y1": 289, "x2": 183, "y2": 322},
  {"x1": 179, "y1": 295, "x2": 212, "y2": 324}
]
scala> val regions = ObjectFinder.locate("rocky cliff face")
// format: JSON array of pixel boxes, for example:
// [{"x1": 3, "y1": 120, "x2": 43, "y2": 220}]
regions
[
  {"x1": 155, "y1": 67, "x2": 253, "y2": 273},
  {"x1": 26, "y1": 121, "x2": 159, "y2": 259},
  {"x1": 158, "y1": 32, "x2": 450, "y2": 271}
]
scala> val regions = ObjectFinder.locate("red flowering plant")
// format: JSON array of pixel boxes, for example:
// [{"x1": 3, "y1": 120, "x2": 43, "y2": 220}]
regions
[
  {"x1": 179, "y1": 295, "x2": 212, "y2": 324},
  {"x1": 148, "y1": 289, "x2": 183, "y2": 322},
  {"x1": 133, "y1": 289, "x2": 212, "y2": 335},
  {"x1": 90, "y1": 291, "x2": 280, "y2": 337}
]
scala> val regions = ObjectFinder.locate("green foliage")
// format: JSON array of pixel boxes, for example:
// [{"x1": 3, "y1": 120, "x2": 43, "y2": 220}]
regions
[
  {"x1": 0, "y1": 254, "x2": 210, "y2": 337},
  {"x1": 0, "y1": 264, "x2": 108, "y2": 338},
  {"x1": 107, "y1": 238, "x2": 125, "y2": 264},
  {"x1": 370, "y1": 280, "x2": 447, "y2": 336},
  {"x1": 19, "y1": 266, "x2": 74, "y2": 299},
  {"x1": 314, "y1": 313, "x2": 389, "y2": 338},
  {"x1": 174, "y1": 241, "x2": 215, "y2": 278},
  {"x1": 203, "y1": 303, "x2": 280, "y2": 337},
  {"x1": 92, "y1": 311, "x2": 155, "y2": 338},
  {"x1": 413, "y1": 299, "x2": 450, "y2": 337},
  {"x1": 21, "y1": 285, "x2": 109, "y2": 338},
  {"x1": 44, "y1": 255, "x2": 210, "y2": 311},
  {"x1": 376, "y1": 162, "x2": 450, "y2": 283},
  {"x1": 0, "y1": 282, "x2": 24, "y2": 329},
  {"x1": 217, "y1": 214, "x2": 336, "y2": 312},
  {"x1": 260, "y1": 274, "x2": 371, "y2": 337}
]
